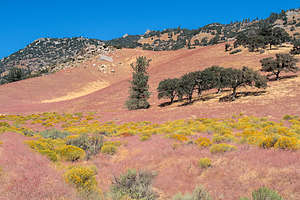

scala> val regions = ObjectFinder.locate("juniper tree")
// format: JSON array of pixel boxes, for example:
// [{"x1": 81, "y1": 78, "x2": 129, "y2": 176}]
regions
[
  {"x1": 260, "y1": 53, "x2": 299, "y2": 80},
  {"x1": 126, "y1": 56, "x2": 151, "y2": 110}
]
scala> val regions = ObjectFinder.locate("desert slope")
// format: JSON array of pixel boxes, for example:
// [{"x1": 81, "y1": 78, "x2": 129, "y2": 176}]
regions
[{"x1": 0, "y1": 43, "x2": 300, "y2": 122}]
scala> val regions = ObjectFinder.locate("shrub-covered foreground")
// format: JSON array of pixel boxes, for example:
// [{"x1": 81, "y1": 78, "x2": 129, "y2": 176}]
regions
[{"x1": 0, "y1": 112, "x2": 299, "y2": 199}]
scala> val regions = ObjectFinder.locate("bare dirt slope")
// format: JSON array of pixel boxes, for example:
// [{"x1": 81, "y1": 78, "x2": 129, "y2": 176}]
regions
[{"x1": 0, "y1": 43, "x2": 300, "y2": 122}]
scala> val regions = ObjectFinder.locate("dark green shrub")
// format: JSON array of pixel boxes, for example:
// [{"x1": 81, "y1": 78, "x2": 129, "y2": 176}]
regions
[
  {"x1": 110, "y1": 169, "x2": 158, "y2": 200},
  {"x1": 252, "y1": 187, "x2": 283, "y2": 200}
]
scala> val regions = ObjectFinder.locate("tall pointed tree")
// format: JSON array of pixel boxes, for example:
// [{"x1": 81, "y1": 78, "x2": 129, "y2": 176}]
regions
[{"x1": 126, "y1": 56, "x2": 151, "y2": 110}]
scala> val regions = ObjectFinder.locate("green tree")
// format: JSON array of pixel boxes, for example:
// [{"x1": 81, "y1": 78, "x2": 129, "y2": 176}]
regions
[
  {"x1": 260, "y1": 53, "x2": 299, "y2": 80},
  {"x1": 193, "y1": 69, "x2": 216, "y2": 96},
  {"x1": 126, "y1": 56, "x2": 151, "y2": 110},
  {"x1": 177, "y1": 72, "x2": 197, "y2": 103},
  {"x1": 157, "y1": 78, "x2": 180, "y2": 104},
  {"x1": 290, "y1": 39, "x2": 300, "y2": 55},
  {"x1": 221, "y1": 67, "x2": 267, "y2": 100},
  {"x1": 3, "y1": 67, "x2": 29, "y2": 83},
  {"x1": 205, "y1": 66, "x2": 226, "y2": 93}
]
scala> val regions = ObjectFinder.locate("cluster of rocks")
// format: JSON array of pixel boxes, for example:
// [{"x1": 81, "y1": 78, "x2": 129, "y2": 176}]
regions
[{"x1": 0, "y1": 37, "x2": 112, "y2": 76}]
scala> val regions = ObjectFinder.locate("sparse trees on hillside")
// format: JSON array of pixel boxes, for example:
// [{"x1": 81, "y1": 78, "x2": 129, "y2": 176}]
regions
[
  {"x1": 3, "y1": 67, "x2": 30, "y2": 83},
  {"x1": 126, "y1": 56, "x2": 151, "y2": 110},
  {"x1": 157, "y1": 65, "x2": 267, "y2": 104},
  {"x1": 177, "y1": 72, "x2": 197, "y2": 103},
  {"x1": 204, "y1": 66, "x2": 226, "y2": 93},
  {"x1": 157, "y1": 78, "x2": 180, "y2": 104},
  {"x1": 260, "y1": 54, "x2": 299, "y2": 80},
  {"x1": 234, "y1": 23, "x2": 290, "y2": 51},
  {"x1": 193, "y1": 69, "x2": 216, "y2": 96},
  {"x1": 222, "y1": 67, "x2": 267, "y2": 100},
  {"x1": 290, "y1": 39, "x2": 300, "y2": 55}
]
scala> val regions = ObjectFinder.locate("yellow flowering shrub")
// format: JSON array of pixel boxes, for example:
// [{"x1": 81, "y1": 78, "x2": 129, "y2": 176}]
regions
[
  {"x1": 259, "y1": 135, "x2": 279, "y2": 149},
  {"x1": 198, "y1": 158, "x2": 212, "y2": 169},
  {"x1": 64, "y1": 166, "x2": 98, "y2": 193},
  {"x1": 212, "y1": 134, "x2": 235, "y2": 143},
  {"x1": 274, "y1": 136, "x2": 299, "y2": 150},
  {"x1": 170, "y1": 133, "x2": 188, "y2": 142},
  {"x1": 195, "y1": 137, "x2": 212, "y2": 148},
  {"x1": 58, "y1": 145, "x2": 86, "y2": 161},
  {"x1": 210, "y1": 143, "x2": 236, "y2": 154}
]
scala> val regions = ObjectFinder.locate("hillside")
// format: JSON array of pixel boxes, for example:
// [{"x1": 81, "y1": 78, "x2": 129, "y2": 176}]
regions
[
  {"x1": 0, "y1": 7, "x2": 300, "y2": 200},
  {"x1": 1, "y1": 42, "x2": 300, "y2": 122},
  {"x1": 1, "y1": 8, "x2": 300, "y2": 86},
  {"x1": 0, "y1": 37, "x2": 110, "y2": 84},
  {"x1": 106, "y1": 9, "x2": 300, "y2": 51}
]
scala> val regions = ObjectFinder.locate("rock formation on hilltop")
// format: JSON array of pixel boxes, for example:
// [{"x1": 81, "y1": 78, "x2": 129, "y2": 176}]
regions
[{"x1": 0, "y1": 37, "x2": 110, "y2": 78}]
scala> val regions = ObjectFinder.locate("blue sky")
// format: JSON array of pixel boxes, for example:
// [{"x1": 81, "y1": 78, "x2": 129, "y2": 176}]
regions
[{"x1": 0, "y1": 0, "x2": 299, "y2": 59}]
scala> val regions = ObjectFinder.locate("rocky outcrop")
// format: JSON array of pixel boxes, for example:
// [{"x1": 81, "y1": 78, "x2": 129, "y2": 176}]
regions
[{"x1": 0, "y1": 37, "x2": 111, "y2": 76}]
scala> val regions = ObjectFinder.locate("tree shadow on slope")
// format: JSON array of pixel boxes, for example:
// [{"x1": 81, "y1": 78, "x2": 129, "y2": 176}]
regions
[
  {"x1": 268, "y1": 74, "x2": 298, "y2": 82},
  {"x1": 178, "y1": 94, "x2": 217, "y2": 107},
  {"x1": 219, "y1": 91, "x2": 267, "y2": 102}
]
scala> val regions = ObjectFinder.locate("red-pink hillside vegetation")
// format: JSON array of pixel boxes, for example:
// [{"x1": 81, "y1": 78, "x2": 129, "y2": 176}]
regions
[
  {"x1": 0, "y1": 132, "x2": 77, "y2": 200},
  {"x1": 0, "y1": 43, "x2": 300, "y2": 122}
]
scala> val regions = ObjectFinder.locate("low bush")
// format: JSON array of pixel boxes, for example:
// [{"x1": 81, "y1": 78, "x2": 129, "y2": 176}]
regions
[
  {"x1": 140, "y1": 134, "x2": 151, "y2": 141},
  {"x1": 195, "y1": 137, "x2": 212, "y2": 148},
  {"x1": 252, "y1": 187, "x2": 283, "y2": 200},
  {"x1": 58, "y1": 145, "x2": 85, "y2": 161},
  {"x1": 66, "y1": 134, "x2": 104, "y2": 159},
  {"x1": 64, "y1": 166, "x2": 100, "y2": 198},
  {"x1": 0, "y1": 122, "x2": 10, "y2": 127},
  {"x1": 40, "y1": 149, "x2": 58, "y2": 162},
  {"x1": 39, "y1": 129, "x2": 70, "y2": 139},
  {"x1": 212, "y1": 134, "x2": 235, "y2": 143},
  {"x1": 210, "y1": 143, "x2": 236, "y2": 153},
  {"x1": 274, "y1": 136, "x2": 299, "y2": 150},
  {"x1": 259, "y1": 135, "x2": 278, "y2": 149},
  {"x1": 26, "y1": 138, "x2": 64, "y2": 161},
  {"x1": 170, "y1": 133, "x2": 188, "y2": 142},
  {"x1": 101, "y1": 144, "x2": 117, "y2": 155},
  {"x1": 198, "y1": 158, "x2": 212, "y2": 169},
  {"x1": 172, "y1": 185, "x2": 212, "y2": 200},
  {"x1": 110, "y1": 169, "x2": 158, "y2": 200}
]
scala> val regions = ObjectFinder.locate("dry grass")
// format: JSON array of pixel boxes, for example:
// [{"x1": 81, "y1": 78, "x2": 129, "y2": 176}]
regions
[{"x1": 42, "y1": 80, "x2": 109, "y2": 103}]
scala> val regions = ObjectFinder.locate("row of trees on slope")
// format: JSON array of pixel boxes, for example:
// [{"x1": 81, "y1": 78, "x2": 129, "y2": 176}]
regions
[
  {"x1": 234, "y1": 22, "x2": 290, "y2": 52},
  {"x1": 157, "y1": 66, "x2": 267, "y2": 104},
  {"x1": 126, "y1": 53, "x2": 298, "y2": 110}
]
